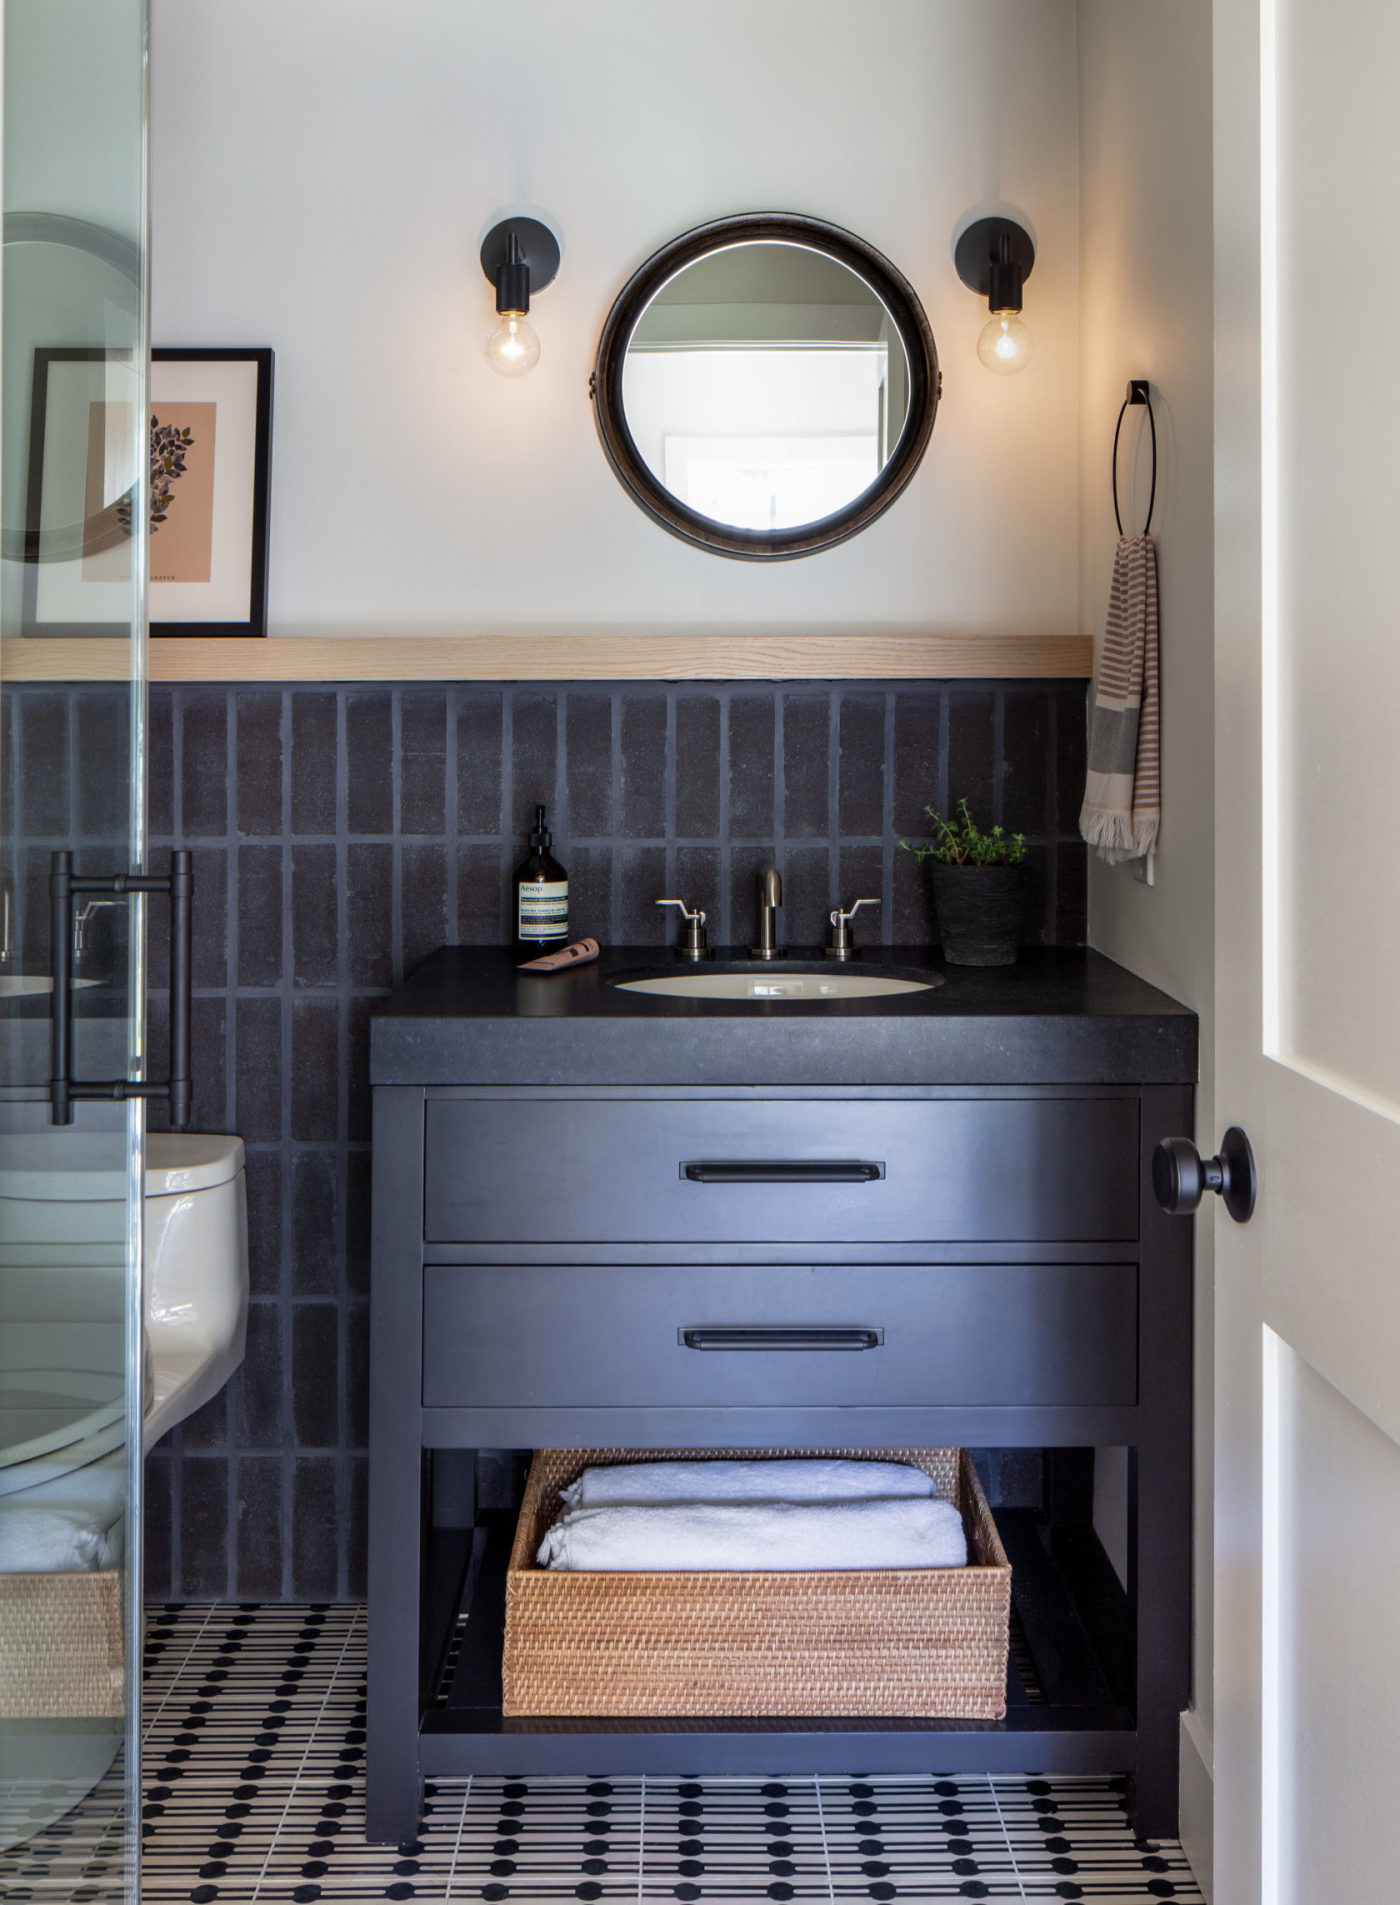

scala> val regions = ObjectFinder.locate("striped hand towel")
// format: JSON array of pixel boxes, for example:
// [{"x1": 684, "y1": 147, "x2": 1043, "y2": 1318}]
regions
[{"x1": 1080, "y1": 533, "x2": 1160, "y2": 863}]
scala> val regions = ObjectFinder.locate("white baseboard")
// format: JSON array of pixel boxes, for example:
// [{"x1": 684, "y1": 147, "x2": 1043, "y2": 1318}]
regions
[{"x1": 1178, "y1": 1707, "x2": 1214, "y2": 1902}]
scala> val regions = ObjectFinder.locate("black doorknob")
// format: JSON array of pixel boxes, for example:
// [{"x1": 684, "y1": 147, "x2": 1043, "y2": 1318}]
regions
[{"x1": 1152, "y1": 1127, "x2": 1257, "y2": 1224}]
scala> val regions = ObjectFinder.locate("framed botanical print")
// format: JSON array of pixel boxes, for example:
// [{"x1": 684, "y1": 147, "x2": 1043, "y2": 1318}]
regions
[
  {"x1": 23, "y1": 346, "x2": 143, "y2": 637},
  {"x1": 148, "y1": 348, "x2": 273, "y2": 637},
  {"x1": 23, "y1": 345, "x2": 273, "y2": 637}
]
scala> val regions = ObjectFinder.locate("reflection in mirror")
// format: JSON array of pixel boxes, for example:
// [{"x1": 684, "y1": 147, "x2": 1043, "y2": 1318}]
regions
[
  {"x1": 594, "y1": 214, "x2": 937, "y2": 560},
  {"x1": 1, "y1": 216, "x2": 142, "y2": 632},
  {"x1": 621, "y1": 244, "x2": 909, "y2": 534}
]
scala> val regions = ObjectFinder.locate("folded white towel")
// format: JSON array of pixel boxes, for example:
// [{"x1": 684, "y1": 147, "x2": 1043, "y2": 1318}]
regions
[
  {"x1": 537, "y1": 1496, "x2": 967, "y2": 1572},
  {"x1": 560, "y1": 1458, "x2": 939, "y2": 1509},
  {"x1": 0, "y1": 1504, "x2": 122, "y2": 1572},
  {"x1": 0, "y1": 1450, "x2": 126, "y2": 1572}
]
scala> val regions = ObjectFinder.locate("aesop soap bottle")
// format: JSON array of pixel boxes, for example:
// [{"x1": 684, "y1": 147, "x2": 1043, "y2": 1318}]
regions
[{"x1": 513, "y1": 805, "x2": 569, "y2": 953}]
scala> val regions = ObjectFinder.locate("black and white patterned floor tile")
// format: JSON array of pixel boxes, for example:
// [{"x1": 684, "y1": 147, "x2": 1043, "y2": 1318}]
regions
[
  {"x1": 4, "y1": 1605, "x2": 1206, "y2": 1903},
  {"x1": 0, "y1": 1769, "x2": 130, "y2": 1905}
]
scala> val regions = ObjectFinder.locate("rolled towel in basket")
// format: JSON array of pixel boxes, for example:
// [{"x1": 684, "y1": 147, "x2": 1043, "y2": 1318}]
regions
[
  {"x1": 537, "y1": 1496, "x2": 968, "y2": 1572},
  {"x1": 0, "y1": 1450, "x2": 126, "y2": 1572},
  {"x1": 561, "y1": 1457, "x2": 939, "y2": 1509}
]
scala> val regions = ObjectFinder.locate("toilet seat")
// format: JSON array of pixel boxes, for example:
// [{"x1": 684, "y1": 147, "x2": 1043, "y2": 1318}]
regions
[
  {"x1": 0, "y1": 1131, "x2": 243, "y2": 1200},
  {"x1": 0, "y1": 1367, "x2": 125, "y2": 1478}
]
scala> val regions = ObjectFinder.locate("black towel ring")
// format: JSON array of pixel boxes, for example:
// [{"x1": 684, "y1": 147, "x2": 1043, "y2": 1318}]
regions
[{"x1": 1112, "y1": 378, "x2": 1157, "y2": 536}]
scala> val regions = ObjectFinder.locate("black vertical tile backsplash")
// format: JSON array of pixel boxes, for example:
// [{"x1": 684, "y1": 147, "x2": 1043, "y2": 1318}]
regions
[
  {"x1": 619, "y1": 695, "x2": 666, "y2": 838},
  {"x1": 235, "y1": 694, "x2": 284, "y2": 836},
  {"x1": 290, "y1": 692, "x2": 338, "y2": 834},
  {"x1": 235, "y1": 1452, "x2": 284, "y2": 1599},
  {"x1": 180, "y1": 692, "x2": 229, "y2": 837},
  {"x1": 510, "y1": 692, "x2": 560, "y2": 835},
  {"x1": 727, "y1": 695, "x2": 776, "y2": 837},
  {"x1": 674, "y1": 695, "x2": 722, "y2": 836},
  {"x1": 3, "y1": 674, "x2": 1085, "y2": 1601},
  {"x1": 781, "y1": 694, "x2": 832, "y2": 839}
]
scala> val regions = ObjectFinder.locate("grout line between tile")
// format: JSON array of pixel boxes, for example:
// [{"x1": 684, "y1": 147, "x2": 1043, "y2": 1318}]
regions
[
  {"x1": 252, "y1": 1602, "x2": 362, "y2": 1898},
  {"x1": 443, "y1": 1771, "x2": 471, "y2": 1902},
  {"x1": 635, "y1": 1771, "x2": 645, "y2": 1903},
  {"x1": 986, "y1": 1774, "x2": 1029, "y2": 1902},
  {"x1": 142, "y1": 1599, "x2": 218, "y2": 1738},
  {"x1": 390, "y1": 691, "x2": 404, "y2": 985},
  {"x1": 1047, "y1": 684, "x2": 1062, "y2": 942},
  {"x1": 880, "y1": 689, "x2": 895, "y2": 944},
  {"x1": 812, "y1": 1775, "x2": 836, "y2": 1904}
]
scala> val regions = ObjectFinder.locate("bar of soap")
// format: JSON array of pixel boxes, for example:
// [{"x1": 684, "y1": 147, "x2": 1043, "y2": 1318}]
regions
[{"x1": 518, "y1": 937, "x2": 600, "y2": 973}]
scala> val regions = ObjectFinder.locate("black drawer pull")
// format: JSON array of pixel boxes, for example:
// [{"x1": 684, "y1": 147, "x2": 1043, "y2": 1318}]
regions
[
  {"x1": 680, "y1": 1326, "x2": 883, "y2": 1352},
  {"x1": 682, "y1": 1159, "x2": 883, "y2": 1184}
]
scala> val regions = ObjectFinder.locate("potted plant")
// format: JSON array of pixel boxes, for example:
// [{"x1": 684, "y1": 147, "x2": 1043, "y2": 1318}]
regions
[{"x1": 902, "y1": 799, "x2": 1028, "y2": 966}]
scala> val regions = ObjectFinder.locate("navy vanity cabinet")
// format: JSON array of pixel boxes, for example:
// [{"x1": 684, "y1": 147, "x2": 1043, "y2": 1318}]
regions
[
  {"x1": 371, "y1": 1095, "x2": 1191, "y2": 1850},
  {"x1": 422, "y1": 1096, "x2": 1141, "y2": 1243},
  {"x1": 369, "y1": 949, "x2": 1197, "y2": 1853},
  {"x1": 420, "y1": 1262, "x2": 1141, "y2": 1411}
]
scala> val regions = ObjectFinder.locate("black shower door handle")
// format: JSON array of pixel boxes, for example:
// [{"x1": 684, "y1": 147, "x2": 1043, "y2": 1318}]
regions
[{"x1": 50, "y1": 849, "x2": 193, "y2": 1128}]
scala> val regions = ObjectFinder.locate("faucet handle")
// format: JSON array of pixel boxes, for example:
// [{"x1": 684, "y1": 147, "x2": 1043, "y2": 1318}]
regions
[
  {"x1": 826, "y1": 897, "x2": 880, "y2": 960},
  {"x1": 656, "y1": 898, "x2": 711, "y2": 961}
]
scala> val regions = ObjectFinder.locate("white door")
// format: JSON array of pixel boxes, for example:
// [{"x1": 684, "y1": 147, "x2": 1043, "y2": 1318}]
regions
[{"x1": 1213, "y1": 0, "x2": 1400, "y2": 1898}]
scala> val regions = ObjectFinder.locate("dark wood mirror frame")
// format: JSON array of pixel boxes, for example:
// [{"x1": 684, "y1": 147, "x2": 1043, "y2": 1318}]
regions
[{"x1": 591, "y1": 212, "x2": 940, "y2": 561}]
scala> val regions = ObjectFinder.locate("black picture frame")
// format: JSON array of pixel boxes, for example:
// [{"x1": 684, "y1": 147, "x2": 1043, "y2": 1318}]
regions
[
  {"x1": 22, "y1": 344, "x2": 274, "y2": 639},
  {"x1": 23, "y1": 345, "x2": 140, "y2": 639},
  {"x1": 150, "y1": 347, "x2": 273, "y2": 639}
]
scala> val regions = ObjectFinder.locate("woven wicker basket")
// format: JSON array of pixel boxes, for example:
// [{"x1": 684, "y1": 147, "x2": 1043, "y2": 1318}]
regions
[
  {"x1": 0, "y1": 1569, "x2": 125, "y2": 1719},
  {"x1": 502, "y1": 1447, "x2": 1010, "y2": 1719}
]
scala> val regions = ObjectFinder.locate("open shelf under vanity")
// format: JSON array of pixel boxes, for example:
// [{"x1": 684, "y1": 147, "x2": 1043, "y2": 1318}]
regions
[{"x1": 413, "y1": 1492, "x2": 1136, "y2": 1780}]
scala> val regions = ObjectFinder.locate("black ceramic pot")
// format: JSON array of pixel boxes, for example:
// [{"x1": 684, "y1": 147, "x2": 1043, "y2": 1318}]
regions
[{"x1": 930, "y1": 862, "x2": 1028, "y2": 966}]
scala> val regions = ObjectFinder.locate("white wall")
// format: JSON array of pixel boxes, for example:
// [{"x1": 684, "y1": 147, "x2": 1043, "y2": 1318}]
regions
[
  {"x1": 149, "y1": 0, "x2": 1081, "y2": 639},
  {"x1": 4, "y1": 0, "x2": 144, "y2": 239},
  {"x1": 1076, "y1": 2, "x2": 1215, "y2": 1891}
]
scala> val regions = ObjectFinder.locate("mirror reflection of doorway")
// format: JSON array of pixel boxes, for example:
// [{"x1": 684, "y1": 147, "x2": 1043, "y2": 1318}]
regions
[{"x1": 622, "y1": 242, "x2": 902, "y2": 533}]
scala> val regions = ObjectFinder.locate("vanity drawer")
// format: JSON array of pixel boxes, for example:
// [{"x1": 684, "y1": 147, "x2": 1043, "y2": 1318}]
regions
[
  {"x1": 422, "y1": 1097, "x2": 1139, "y2": 1244},
  {"x1": 420, "y1": 1262, "x2": 1139, "y2": 1410}
]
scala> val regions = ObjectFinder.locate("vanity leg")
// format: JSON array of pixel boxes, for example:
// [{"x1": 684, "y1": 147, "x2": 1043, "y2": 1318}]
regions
[
  {"x1": 367, "y1": 1088, "x2": 429, "y2": 1846},
  {"x1": 1130, "y1": 1085, "x2": 1195, "y2": 1842}
]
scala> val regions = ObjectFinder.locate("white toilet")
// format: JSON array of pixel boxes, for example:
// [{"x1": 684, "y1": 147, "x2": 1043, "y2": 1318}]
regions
[
  {"x1": 0, "y1": 1130, "x2": 249, "y2": 1470},
  {"x1": 0, "y1": 1129, "x2": 248, "y2": 1850}
]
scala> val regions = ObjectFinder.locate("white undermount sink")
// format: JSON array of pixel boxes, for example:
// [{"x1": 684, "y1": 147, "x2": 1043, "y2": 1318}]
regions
[{"x1": 614, "y1": 968, "x2": 942, "y2": 1002}]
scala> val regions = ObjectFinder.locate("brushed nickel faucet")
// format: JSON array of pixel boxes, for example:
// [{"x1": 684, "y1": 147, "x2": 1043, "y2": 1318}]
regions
[
  {"x1": 655, "y1": 897, "x2": 711, "y2": 960},
  {"x1": 748, "y1": 865, "x2": 785, "y2": 961},
  {"x1": 826, "y1": 897, "x2": 881, "y2": 959}
]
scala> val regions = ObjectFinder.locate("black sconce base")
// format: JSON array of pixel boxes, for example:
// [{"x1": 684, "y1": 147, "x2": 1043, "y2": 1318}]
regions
[
  {"x1": 480, "y1": 218, "x2": 560, "y2": 293},
  {"x1": 953, "y1": 216, "x2": 1036, "y2": 297}
]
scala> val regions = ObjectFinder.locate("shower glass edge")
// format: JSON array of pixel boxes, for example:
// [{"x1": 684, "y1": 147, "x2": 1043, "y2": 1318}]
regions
[{"x1": 0, "y1": 2, "x2": 150, "y2": 1900}]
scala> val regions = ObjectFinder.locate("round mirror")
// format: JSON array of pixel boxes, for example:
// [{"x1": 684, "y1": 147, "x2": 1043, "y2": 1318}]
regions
[{"x1": 593, "y1": 214, "x2": 939, "y2": 560}]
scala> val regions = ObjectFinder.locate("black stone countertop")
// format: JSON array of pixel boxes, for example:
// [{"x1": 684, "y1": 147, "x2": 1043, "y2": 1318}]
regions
[{"x1": 369, "y1": 946, "x2": 1196, "y2": 1088}]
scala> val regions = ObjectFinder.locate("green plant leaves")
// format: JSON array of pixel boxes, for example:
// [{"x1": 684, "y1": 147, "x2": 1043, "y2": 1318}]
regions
[{"x1": 899, "y1": 796, "x2": 1027, "y2": 867}]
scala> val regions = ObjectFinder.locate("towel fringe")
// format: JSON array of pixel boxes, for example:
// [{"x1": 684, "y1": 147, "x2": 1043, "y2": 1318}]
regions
[{"x1": 1081, "y1": 803, "x2": 1159, "y2": 865}]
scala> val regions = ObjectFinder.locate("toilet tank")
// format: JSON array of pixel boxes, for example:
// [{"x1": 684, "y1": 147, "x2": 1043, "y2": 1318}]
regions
[
  {"x1": 143, "y1": 1136, "x2": 248, "y2": 1443},
  {"x1": 145, "y1": 1135, "x2": 248, "y2": 1349}
]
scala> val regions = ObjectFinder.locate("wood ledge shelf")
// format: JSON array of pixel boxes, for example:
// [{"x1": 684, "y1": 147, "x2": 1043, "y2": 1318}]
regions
[{"x1": 2, "y1": 631, "x2": 1092, "y2": 685}]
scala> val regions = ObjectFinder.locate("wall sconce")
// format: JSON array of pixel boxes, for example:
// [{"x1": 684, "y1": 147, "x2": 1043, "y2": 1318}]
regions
[
  {"x1": 954, "y1": 216, "x2": 1036, "y2": 376},
  {"x1": 479, "y1": 216, "x2": 560, "y2": 378}
]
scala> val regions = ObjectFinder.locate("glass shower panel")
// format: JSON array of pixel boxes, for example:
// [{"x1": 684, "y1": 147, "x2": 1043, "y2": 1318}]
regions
[{"x1": 0, "y1": 5, "x2": 147, "y2": 1903}]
